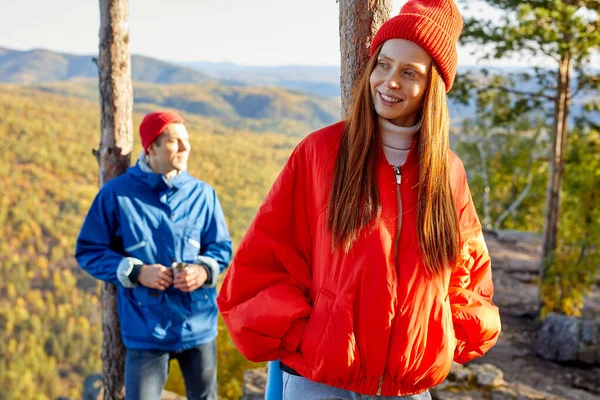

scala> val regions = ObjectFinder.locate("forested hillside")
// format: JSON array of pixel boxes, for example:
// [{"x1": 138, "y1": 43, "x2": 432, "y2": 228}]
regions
[
  {"x1": 0, "y1": 84, "x2": 302, "y2": 399},
  {"x1": 31, "y1": 78, "x2": 340, "y2": 137}
]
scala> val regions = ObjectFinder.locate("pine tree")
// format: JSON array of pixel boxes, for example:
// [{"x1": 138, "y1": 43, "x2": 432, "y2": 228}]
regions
[
  {"x1": 96, "y1": 0, "x2": 134, "y2": 398},
  {"x1": 457, "y1": 0, "x2": 600, "y2": 312}
]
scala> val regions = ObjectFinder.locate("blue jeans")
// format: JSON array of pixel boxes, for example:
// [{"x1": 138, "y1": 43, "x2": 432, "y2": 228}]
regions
[
  {"x1": 125, "y1": 341, "x2": 217, "y2": 400},
  {"x1": 282, "y1": 372, "x2": 432, "y2": 400}
]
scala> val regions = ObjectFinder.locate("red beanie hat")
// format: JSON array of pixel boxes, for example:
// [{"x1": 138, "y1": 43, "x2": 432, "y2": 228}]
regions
[
  {"x1": 370, "y1": 0, "x2": 463, "y2": 92},
  {"x1": 139, "y1": 111, "x2": 185, "y2": 152}
]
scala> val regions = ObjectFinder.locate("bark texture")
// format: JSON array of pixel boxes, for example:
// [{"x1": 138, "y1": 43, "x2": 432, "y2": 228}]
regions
[
  {"x1": 339, "y1": 0, "x2": 392, "y2": 117},
  {"x1": 541, "y1": 54, "x2": 571, "y2": 280},
  {"x1": 97, "y1": 1, "x2": 133, "y2": 398}
]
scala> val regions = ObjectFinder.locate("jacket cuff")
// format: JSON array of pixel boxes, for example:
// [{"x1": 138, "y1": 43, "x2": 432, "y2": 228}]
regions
[
  {"x1": 116, "y1": 257, "x2": 144, "y2": 288},
  {"x1": 195, "y1": 255, "x2": 220, "y2": 288},
  {"x1": 128, "y1": 264, "x2": 143, "y2": 284},
  {"x1": 452, "y1": 323, "x2": 488, "y2": 364},
  {"x1": 281, "y1": 318, "x2": 309, "y2": 353}
]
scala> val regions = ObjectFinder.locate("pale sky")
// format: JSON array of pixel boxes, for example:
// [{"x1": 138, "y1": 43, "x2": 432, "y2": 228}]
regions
[{"x1": 0, "y1": 0, "x2": 557, "y2": 67}]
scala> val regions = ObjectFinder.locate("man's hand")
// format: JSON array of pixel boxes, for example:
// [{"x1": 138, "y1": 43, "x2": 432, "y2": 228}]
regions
[
  {"x1": 138, "y1": 264, "x2": 173, "y2": 291},
  {"x1": 173, "y1": 264, "x2": 208, "y2": 292}
]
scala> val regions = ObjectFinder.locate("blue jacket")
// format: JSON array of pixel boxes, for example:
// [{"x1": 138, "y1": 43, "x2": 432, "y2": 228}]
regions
[{"x1": 76, "y1": 155, "x2": 232, "y2": 351}]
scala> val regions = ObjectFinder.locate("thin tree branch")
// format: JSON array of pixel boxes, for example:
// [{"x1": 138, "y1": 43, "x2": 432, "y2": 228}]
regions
[
  {"x1": 493, "y1": 127, "x2": 544, "y2": 229},
  {"x1": 493, "y1": 167, "x2": 536, "y2": 229}
]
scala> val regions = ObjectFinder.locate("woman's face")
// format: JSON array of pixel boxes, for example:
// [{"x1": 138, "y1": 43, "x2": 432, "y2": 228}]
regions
[{"x1": 369, "y1": 39, "x2": 432, "y2": 127}]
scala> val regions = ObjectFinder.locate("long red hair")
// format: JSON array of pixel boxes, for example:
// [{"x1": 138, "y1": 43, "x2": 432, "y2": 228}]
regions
[{"x1": 327, "y1": 44, "x2": 460, "y2": 274}]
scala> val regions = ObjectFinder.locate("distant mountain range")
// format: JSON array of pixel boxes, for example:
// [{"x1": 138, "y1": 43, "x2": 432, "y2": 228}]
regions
[
  {"x1": 0, "y1": 46, "x2": 209, "y2": 84},
  {"x1": 0, "y1": 46, "x2": 341, "y2": 136},
  {"x1": 1, "y1": 46, "x2": 596, "y2": 127},
  {"x1": 182, "y1": 62, "x2": 341, "y2": 98},
  {"x1": 0, "y1": 46, "x2": 342, "y2": 97}
]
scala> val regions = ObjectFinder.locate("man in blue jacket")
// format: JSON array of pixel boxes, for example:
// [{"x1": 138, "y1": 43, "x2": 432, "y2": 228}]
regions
[{"x1": 76, "y1": 110, "x2": 232, "y2": 400}]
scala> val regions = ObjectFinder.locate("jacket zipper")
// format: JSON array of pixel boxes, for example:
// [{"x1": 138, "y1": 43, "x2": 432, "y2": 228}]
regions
[
  {"x1": 393, "y1": 166, "x2": 402, "y2": 263},
  {"x1": 377, "y1": 165, "x2": 402, "y2": 396}
]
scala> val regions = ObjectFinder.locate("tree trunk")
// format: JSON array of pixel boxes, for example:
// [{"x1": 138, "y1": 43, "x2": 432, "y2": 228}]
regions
[
  {"x1": 97, "y1": 0, "x2": 133, "y2": 398},
  {"x1": 339, "y1": 0, "x2": 392, "y2": 117},
  {"x1": 541, "y1": 53, "x2": 571, "y2": 296}
]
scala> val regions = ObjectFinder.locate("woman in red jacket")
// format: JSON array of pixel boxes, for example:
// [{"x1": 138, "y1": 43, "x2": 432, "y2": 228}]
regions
[{"x1": 217, "y1": 0, "x2": 501, "y2": 398}]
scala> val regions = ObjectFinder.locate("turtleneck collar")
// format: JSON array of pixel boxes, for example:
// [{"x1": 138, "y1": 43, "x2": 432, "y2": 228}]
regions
[
  {"x1": 131, "y1": 151, "x2": 191, "y2": 190},
  {"x1": 379, "y1": 117, "x2": 420, "y2": 167}
]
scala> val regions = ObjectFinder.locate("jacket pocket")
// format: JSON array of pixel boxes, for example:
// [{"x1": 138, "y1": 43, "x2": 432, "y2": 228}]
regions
[
  {"x1": 182, "y1": 225, "x2": 201, "y2": 262},
  {"x1": 124, "y1": 239, "x2": 151, "y2": 261},
  {"x1": 189, "y1": 288, "x2": 217, "y2": 314},
  {"x1": 125, "y1": 240, "x2": 147, "y2": 253},
  {"x1": 131, "y1": 285, "x2": 163, "y2": 306},
  {"x1": 187, "y1": 237, "x2": 201, "y2": 249},
  {"x1": 121, "y1": 286, "x2": 167, "y2": 343},
  {"x1": 190, "y1": 287, "x2": 214, "y2": 303},
  {"x1": 299, "y1": 288, "x2": 336, "y2": 367},
  {"x1": 442, "y1": 295, "x2": 457, "y2": 356}
]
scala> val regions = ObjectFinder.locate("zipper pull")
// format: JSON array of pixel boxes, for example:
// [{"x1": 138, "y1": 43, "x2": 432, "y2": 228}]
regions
[{"x1": 393, "y1": 166, "x2": 401, "y2": 185}]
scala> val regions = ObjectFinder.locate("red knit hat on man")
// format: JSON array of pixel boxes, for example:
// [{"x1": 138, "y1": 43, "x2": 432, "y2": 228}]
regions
[
  {"x1": 370, "y1": 0, "x2": 463, "y2": 92},
  {"x1": 139, "y1": 111, "x2": 185, "y2": 153}
]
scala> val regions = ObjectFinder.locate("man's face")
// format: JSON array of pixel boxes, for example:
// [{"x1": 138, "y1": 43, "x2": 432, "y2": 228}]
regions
[{"x1": 147, "y1": 123, "x2": 191, "y2": 175}]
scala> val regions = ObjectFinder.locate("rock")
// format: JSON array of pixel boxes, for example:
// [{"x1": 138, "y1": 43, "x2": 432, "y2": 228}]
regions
[
  {"x1": 490, "y1": 386, "x2": 517, "y2": 400},
  {"x1": 536, "y1": 313, "x2": 600, "y2": 365},
  {"x1": 581, "y1": 320, "x2": 596, "y2": 344},
  {"x1": 509, "y1": 272, "x2": 538, "y2": 284},
  {"x1": 432, "y1": 391, "x2": 482, "y2": 400},
  {"x1": 573, "y1": 375, "x2": 600, "y2": 394},
  {"x1": 535, "y1": 313, "x2": 581, "y2": 362},
  {"x1": 509, "y1": 382, "x2": 562, "y2": 400},
  {"x1": 431, "y1": 379, "x2": 453, "y2": 392},
  {"x1": 470, "y1": 363, "x2": 505, "y2": 388},
  {"x1": 577, "y1": 345, "x2": 600, "y2": 364},
  {"x1": 160, "y1": 391, "x2": 186, "y2": 400},
  {"x1": 242, "y1": 367, "x2": 267, "y2": 400},
  {"x1": 447, "y1": 362, "x2": 474, "y2": 384}
]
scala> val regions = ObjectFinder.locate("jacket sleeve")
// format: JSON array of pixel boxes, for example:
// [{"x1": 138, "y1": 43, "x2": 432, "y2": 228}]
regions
[
  {"x1": 197, "y1": 188, "x2": 233, "y2": 287},
  {"x1": 217, "y1": 144, "x2": 313, "y2": 363},
  {"x1": 450, "y1": 163, "x2": 501, "y2": 364},
  {"x1": 75, "y1": 185, "x2": 126, "y2": 286}
]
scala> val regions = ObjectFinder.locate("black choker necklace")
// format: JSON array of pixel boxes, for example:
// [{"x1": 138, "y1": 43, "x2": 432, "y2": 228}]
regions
[{"x1": 383, "y1": 143, "x2": 411, "y2": 151}]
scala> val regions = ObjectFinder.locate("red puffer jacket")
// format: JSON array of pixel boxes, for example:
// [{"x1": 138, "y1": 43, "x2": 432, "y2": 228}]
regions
[{"x1": 217, "y1": 122, "x2": 501, "y2": 396}]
